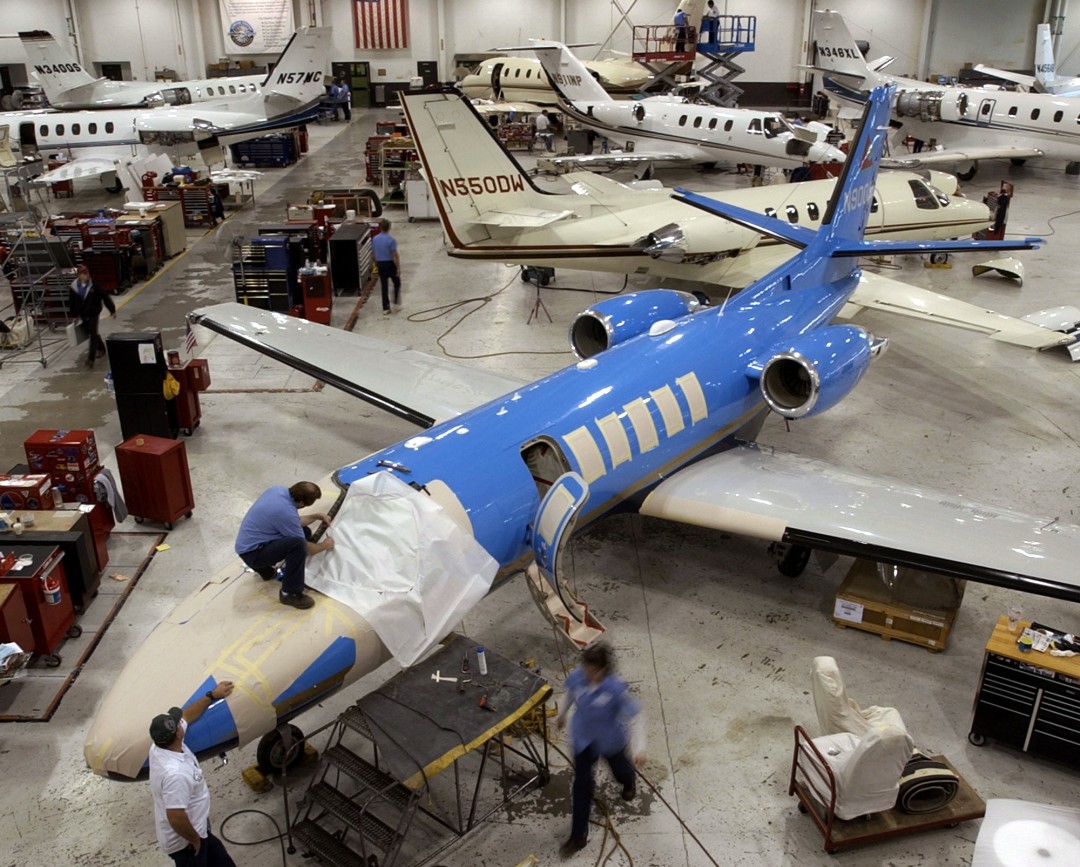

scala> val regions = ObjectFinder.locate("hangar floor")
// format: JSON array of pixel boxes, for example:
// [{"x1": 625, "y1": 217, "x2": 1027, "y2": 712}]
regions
[{"x1": 1, "y1": 108, "x2": 1079, "y2": 866}]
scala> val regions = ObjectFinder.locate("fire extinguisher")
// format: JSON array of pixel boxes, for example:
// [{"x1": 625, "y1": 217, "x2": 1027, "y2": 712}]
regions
[{"x1": 41, "y1": 573, "x2": 62, "y2": 606}]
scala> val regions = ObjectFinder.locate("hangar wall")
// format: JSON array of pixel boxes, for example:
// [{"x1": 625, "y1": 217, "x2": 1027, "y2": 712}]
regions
[{"x1": 0, "y1": 0, "x2": 1077, "y2": 91}]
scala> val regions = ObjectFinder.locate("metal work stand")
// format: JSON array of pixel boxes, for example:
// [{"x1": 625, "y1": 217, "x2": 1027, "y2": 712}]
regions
[{"x1": 527, "y1": 283, "x2": 552, "y2": 325}]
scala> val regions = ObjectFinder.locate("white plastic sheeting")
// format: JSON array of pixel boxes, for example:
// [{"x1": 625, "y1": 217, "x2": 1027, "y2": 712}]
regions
[{"x1": 307, "y1": 472, "x2": 498, "y2": 666}]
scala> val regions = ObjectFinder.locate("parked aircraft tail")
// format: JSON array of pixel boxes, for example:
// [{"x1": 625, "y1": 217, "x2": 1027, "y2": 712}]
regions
[
  {"x1": 811, "y1": 11, "x2": 876, "y2": 82},
  {"x1": 528, "y1": 41, "x2": 614, "y2": 106},
  {"x1": 261, "y1": 26, "x2": 331, "y2": 109},
  {"x1": 400, "y1": 90, "x2": 571, "y2": 248},
  {"x1": 1034, "y1": 22, "x2": 1058, "y2": 90},
  {"x1": 19, "y1": 30, "x2": 103, "y2": 105}
]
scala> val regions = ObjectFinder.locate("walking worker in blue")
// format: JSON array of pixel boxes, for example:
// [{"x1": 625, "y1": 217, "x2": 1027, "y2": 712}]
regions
[
  {"x1": 556, "y1": 642, "x2": 646, "y2": 857},
  {"x1": 673, "y1": 6, "x2": 689, "y2": 52},
  {"x1": 372, "y1": 218, "x2": 402, "y2": 314}
]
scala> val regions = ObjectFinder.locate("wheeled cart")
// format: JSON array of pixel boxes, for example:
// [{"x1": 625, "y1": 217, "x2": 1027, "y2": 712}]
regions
[
  {"x1": 0, "y1": 545, "x2": 80, "y2": 667},
  {"x1": 115, "y1": 435, "x2": 194, "y2": 529}
]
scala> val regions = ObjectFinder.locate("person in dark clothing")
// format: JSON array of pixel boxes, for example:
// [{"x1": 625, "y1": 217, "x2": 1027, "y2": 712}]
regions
[{"x1": 68, "y1": 264, "x2": 116, "y2": 368}]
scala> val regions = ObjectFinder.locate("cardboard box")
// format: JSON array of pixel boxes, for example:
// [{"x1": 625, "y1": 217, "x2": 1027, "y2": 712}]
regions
[
  {"x1": 833, "y1": 559, "x2": 963, "y2": 653},
  {"x1": 0, "y1": 474, "x2": 55, "y2": 510}
]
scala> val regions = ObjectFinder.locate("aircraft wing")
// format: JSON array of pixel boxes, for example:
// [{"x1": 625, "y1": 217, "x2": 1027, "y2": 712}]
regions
[
  {"x1": 973, "y1": 64, "x2": 1037, "y2": 91},
  {"x1": 640, "y1": 442, "x2": 1080, "y2": 601},
  {"x1": 540, "y1": 153, "x2": 693, "y2": 171},
  {"x1": 189, "y1": 302, "x2": 527, "y2": 427},
  {"x1": 134, "y1": 109, "x2": 262, "y2": 134},
  {"x1": 473, "y1": 206, "x2": 575, "y2": 227},
  {"x1": 36, "y1": 158, "x2": 122, "y2": 182},
  {"x1": 841, "y1": 271, "x2": 1076, "y2": 350},
  {"x1": 882, "y1": 145, "x2": 1045, "y2": 168}
]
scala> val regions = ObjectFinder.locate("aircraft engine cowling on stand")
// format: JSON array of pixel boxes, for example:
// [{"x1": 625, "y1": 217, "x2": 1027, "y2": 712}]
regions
[
  {"x1": 750, "y1": 325, "x2": 882, "y2": 419},
  {"x1": 894, "y1": 90, "x2": 979, "y2": 124},
  {"x1": 569, "y1": 289, "x2": 701, "y2": 358}
]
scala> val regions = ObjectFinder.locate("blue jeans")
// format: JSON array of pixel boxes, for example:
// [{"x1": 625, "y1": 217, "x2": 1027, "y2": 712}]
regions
[
  {"x1": 168, "y1": 829, "x2": 235, "y2": 866},
  {"x1": 239, "y1": 535, "x2": 307, "y2": 596},
  {"x1": 570, "y1": 744, "x2": 636, "y2": 840}
]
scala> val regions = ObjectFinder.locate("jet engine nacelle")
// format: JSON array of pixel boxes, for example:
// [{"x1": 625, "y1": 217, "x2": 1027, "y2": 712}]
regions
[
  {"x1": 636, "y1": 219, "x2": 756, "y2": 263},
  {"x1": 895, "y1": 89, "x2": 980, "y2": 124},
  {"x1": 751, "y1": 324, "x2": 876, "y2": 419},
  {"x1": 569, "y1": 289, "x2": 700, "y2": 359}
]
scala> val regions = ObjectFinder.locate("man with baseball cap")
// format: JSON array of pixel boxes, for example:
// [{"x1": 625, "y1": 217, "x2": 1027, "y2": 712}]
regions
[{"x1": 148, "y1": 681, "x2": 236, "y2": 865}]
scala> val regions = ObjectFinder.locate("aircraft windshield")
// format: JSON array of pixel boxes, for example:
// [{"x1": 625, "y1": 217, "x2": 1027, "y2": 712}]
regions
[
  {"x1": 764, "y1": 115, "x2": 792, "y2": 139},
  {"x1": 908, "y1": 179, "x2": 940, "y2": 210}
]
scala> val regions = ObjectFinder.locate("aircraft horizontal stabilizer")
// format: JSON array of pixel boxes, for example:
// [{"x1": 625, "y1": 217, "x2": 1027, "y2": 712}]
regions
[
  {"x1": 845, "y1": 272, "x2": 1076, "y2": 351},
  {"x1": 36, "y1": 157, "x2": 122, "y2": 183},
  {"x1": 542, "y1": 153, "x2": 692, "y2": 172},
  {"x1": 882, "y1": 146, "x2": 1045, "y2": 169},
  {"x1": 473, "y1": 206, "x2": 575, "y2": 228},
  {"x1": 640, "y1": 443, "x2": 1080, "y2": 602},
  {"x1": 673, "y1": 187, "x2": 817, "y2": 249},
  {"x1": 189, "y1": 303, "x2": 525, "y2": 427},
  {"x1": 830, "y1": 236, "x2": 1043, "y2": 259}
]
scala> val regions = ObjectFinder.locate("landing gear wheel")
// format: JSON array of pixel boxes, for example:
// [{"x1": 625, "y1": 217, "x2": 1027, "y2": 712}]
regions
[
  {"x1": 929, "y1": 252, "x2": 949, "y2": 266},
  {"x1": 770, "y1": 543, "x2": 812, "y2": 577},
  {"x1": 1010, "y1": 158, "x2": 1027, "y2": 167},
  {"x1": 105, "y1": 179, "x2": 123, "y2": 194},
  {"x1": 44, "y1": 653, "x2": 62, "y2": 668},
  {"x1": 968, "y1": 732, "x2": 986, "y2": 747},
  {"x1": 956, "y1": 163, "x2": 978, "y2": 182},
  {"x1": 257, "y1": 724, "x2": 306, "y2": 774},
  {"x1": 67, "y1": 624, "x2": 83, "y2": 639}
]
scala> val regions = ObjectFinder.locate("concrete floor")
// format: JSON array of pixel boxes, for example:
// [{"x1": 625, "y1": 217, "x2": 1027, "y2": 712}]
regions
[{"x1": 2, "y1": 108, "x2": 1080, "y2": 867}]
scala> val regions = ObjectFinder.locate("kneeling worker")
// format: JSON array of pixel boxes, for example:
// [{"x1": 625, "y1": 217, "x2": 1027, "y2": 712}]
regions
[{"x1": 235, "y1": 481, "x2": 335, "y2": 609}]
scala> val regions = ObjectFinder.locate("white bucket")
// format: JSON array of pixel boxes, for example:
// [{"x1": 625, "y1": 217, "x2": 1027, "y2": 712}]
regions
[{"x1": 345, "y1": 209, "x2": 357, "y2": 221}]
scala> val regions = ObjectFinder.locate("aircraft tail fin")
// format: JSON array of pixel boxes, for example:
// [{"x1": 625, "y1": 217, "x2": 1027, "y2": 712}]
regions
[
  {"x1": 1035, "y1": 23, "x2": 1057, "y2": 90},
  {"x1": 812, "y1": 11, "x2": 875, "y2": 81},
  {"x1": 19, "y1": 30, "x2": 101, "y2": 103},
  {"x1": 261, "y1": 27, "x2": 331, "y2": 108},
  {"x1": 400, "y1": 90, "x2": 562, "y2": 248},
  {"x1": 528, "y1": 41, "x2": 613, "y2": 106}
]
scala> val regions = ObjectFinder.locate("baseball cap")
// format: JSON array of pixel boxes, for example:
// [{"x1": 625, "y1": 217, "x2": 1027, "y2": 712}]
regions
[{"x1": 149, "y1": 707, "x2": 183, "y2": 746}]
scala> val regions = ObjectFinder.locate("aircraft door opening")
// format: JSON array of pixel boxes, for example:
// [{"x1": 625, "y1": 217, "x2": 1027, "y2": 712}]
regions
[
  {"x1": 521, "y1": 437, "x2": 572, "y2": 501},
  {"x1": 491, "y1": 62, "x2": 505, "y2": 100},
  {"x1": 17, "y1": 122, "x2": 38, "y2": 157},
  {"x1": 977, "y1": 98, "x2": 996, "y2": 127}
]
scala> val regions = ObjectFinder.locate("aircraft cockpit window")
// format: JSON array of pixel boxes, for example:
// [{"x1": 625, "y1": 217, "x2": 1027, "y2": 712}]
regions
[
  {"x1": 871, "y1": 196, "x2": 879, "y2": 213},
  {"x1": 1008, "y1": 106, "x2": 1018, "y2": 117},
  {"x1": 749, "y1": 118, "x2": 762, "y2": 134},
  {"x1": 72, "y1": 123, "x2": 81, "y2": 135},
  {"x1": 724, "y1": 120, "x2": 733, "y2": 132},
  {"x1": 763, "y1": 117, "x2": 784, "y2": 138},
  {"x1": 785, "y1": 204, "x2": 798, "y2": 223},
  {"x1": 1055, "y1": 110, "x2": 1064, "y2": 123},
  {"x1": 908, "y1": 179, "x2": 938, "y2": 210},
  {"x1": 693, "y1": 116, "x2": 702, "y2": 128},
  {"x1": 89, "y1": 123, "x2": 97, "y2": 134},
  {"x1": 807, "y1": 202, "x2": 820, "y2": 221},
  {"x1": 106, "y1": 122, "x2": 114, "y2": 133},
  {"x1": 764, "y1": 207, "x2": 777, "y2": 218},
  {"x1": 679, "y1": 115, "x2": 688, "y2": 126},
  {"x1": 1031, "y1": 108, "x2": 1041, "y2": 120},
  {"x1": 708, "y1": 118, "x2": 717, "y2": 130}
]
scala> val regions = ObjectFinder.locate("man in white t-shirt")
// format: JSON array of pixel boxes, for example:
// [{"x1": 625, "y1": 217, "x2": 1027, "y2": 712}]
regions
[
  {"x1": 148, "y1": 681, "x2": 236, "y2": 865},
  {"x1": 533, "y1": 110, "x2": 554, "y2": 153}
]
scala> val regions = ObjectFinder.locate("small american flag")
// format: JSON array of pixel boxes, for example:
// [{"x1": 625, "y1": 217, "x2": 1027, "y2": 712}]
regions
[
  {"x1": 185, "y1": 323, "x2": 198, "y2": 355},
  {"x1": 354, "y1": 0, "x2": 409, "y2": 50}
]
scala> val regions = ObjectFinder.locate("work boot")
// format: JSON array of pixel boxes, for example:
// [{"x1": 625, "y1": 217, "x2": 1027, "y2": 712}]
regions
[
  {"x1": 621, "y1": 780, "x2": 636, "y2": 801},
  {"x1": 559, "y1": 836, "x2": 587, "y2": 858},
  {"x1": 279, "y1": 591, "x2": 314, "y2": 609},
  {"x1": 255, "y1": 566, "x2": 277, "y2": 581}
]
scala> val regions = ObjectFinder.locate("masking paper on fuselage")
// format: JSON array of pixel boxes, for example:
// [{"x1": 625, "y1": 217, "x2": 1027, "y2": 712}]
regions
[{"x1": 307, "y1": 473, "x2": 498, "y2": 666}]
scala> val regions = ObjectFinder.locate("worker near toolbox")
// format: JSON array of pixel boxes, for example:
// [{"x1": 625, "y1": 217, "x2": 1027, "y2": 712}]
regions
[
  {"x1": 68, "y1": 263, "x2": 116, "y2": 369},
  {"x1": 556, "y1": 642, "x2": 646, "y2": 857},
  {"x1": 373, "y1": 218, "x2": 402, "y2": 314},
  {"x1": 235, "y1": 481, "x2": 335, "y2": 609},
  {"x1": 148, "y1": 681, "x2": 236, "y2": 865}
]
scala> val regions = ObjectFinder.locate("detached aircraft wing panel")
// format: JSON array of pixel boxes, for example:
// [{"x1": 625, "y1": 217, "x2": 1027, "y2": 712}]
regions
[
  {"x1": 36, "y1": 157, "x2": 122, "y2": 182},
  {"x1": 883, "y1": 145, "x2": 1045, "y2": 168},
  {"x1": 844, "y1": 272, "x2": 1074, "y2": 349},
  {"x1": 473, "y1": 206, "x2": 575, "y2": 227},
  {"x1": 640, "y1": 443, "x2": 1080, "y2": 601},
  {"x1": 190, "y1": 302, "x2": 526, "y2": 427}
]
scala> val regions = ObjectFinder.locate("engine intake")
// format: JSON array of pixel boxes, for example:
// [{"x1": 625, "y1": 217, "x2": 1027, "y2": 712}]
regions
[
  {"x1": 570, "y1": 289, "x2": 700, "y2": 359},
  {"x1": 754, "y1": 325, "x2": 876, "y2": 419}
]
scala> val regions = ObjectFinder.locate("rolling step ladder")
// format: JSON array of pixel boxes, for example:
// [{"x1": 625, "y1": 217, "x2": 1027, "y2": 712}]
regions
[{"x1": 292, "y1": 705, "x2": 421, "y2": 866}]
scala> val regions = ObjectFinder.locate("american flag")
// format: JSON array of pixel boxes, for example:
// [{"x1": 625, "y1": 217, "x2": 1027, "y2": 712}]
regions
[
  {"x1": 354, "y1": 0, "x2": 409, "y2": 50},
  {"x1": 185, "y1": 323, "x2": 198, "y2": 355}
]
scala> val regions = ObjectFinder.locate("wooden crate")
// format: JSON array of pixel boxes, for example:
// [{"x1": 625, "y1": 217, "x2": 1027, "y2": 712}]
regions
[{"x1": 832, "y1": 560, "x2": 963, "y2": 652}]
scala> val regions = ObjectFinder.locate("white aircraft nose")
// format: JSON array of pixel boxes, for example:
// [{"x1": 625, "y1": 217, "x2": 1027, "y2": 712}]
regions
[{"x1": 810, "y1": 142, "x2": 847, "y2": 163}]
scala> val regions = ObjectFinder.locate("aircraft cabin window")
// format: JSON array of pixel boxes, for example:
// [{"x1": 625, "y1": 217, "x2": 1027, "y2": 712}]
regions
[
  {"x1": 229, "y1": 85, "x2": 236, "y2": 94},
  {"x1": 693, "y1": 116, "x2": 702, "y2": 128},
  {"x1": 39, "y1": 124, "x2": 47, "y2": 136},
  {"x1": 764, "y1": 207, "x2": 777, "y2": 218},
  {"x1": 785, "y1": 205, "x2": 798, "y2": 223},
  {"x1": 749, "y1": 119, "x2": 762, "y2": 134},
  {"x1": 72, "y1": 123, "x2": 80, "y2": 135},
  {"x1": 1031, "y1": 108, "x2": 1041, "y2": 120},
  {"x1": 239, "y1": 84, "x2": 247, "y2": 93},
  {"x1": 807, "y1": 202, "x2": 820, "y2": 221},
  {"x1": 708, "y1": 118, "x2": 717, "y2": 130},
  {"x1": 679, "y1": 115, "x2": 688, "y2": 126},
  {"x1": 908, "y1": 179, "x2": 938, "y2": 209},
  {"x1": 724, "y1": 120, "x2": 733, "y2": 132},
  {"x1": 106, "y1": 122, "x2": 114, "y2": 133},
  {"x1": 56, "y1": 124, "x2": 65, "y2": 135},
  {"x1": 1055, "y1": 110, "x2": 1064, "y2": 123},
  {"x1": 633, "y1": 104, "x2": 645, "y2": 122},
  {"x1": 89, "y1": 123, "x2": 97, "y2": 134},
  {"x1": 1008, "y1": 106, "x2": 1018, "y2": 117},
  {"x1": 981, "y1": 103, "x2": 991, "y2": 116}
]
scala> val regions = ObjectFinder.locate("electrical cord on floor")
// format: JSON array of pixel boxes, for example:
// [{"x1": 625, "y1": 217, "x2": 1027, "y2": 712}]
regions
[
  {"x1": 218, "y1": 809, "x2": 288, "y2": 866},
  {"x1": 1005, "y1": 207, "x2": 1080, "y2": 238}
]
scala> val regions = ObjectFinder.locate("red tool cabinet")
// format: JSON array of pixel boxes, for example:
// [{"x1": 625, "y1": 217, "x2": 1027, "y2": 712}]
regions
[
  {"x1": 115, "y1": 435, "x2": 195, "y2": 529},
  {"x1": 0, "y1": 545, "x2": 79, "y2": 666},
  {"x1": 0, "y1": 583, "x2": 35, "y2": 654},
  {"x1": 300, "y1": 272, "x2": 333, "y2": 324}
]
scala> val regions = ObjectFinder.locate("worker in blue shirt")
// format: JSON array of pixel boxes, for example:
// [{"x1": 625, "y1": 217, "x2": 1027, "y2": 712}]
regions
[
  {"x1": 371, "y1": 218, "x2": 402, "y2": 314},
  {"x1": 235, "y1": 482, "x2": 334, "y2": 609},
  {"x1": 556, "y1": 643, "x2": 646, "y2": 857},
  {"x1": 673, "y1": 7, "x2": 689, "y2": 52}
]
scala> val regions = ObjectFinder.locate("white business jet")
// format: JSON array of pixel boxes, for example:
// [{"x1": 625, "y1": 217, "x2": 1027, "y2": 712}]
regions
[{"x1": 975, "y1": 23, "x2": 1080, "y2": 98}]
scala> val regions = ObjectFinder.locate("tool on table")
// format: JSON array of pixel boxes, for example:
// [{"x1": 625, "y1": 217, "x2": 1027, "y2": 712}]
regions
[
  {"x1": 461, "y1": 652, "x2": 470, "y2": 674},
  {"x1": 478, "y1": 694, "x2": 496, "y2": 712},
  {"x1": 458, "y1": 676, "x2": 472, "y2": 695},
  {"x1": 431, "y1": 670, "x2": 458, "y2": 684}
]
